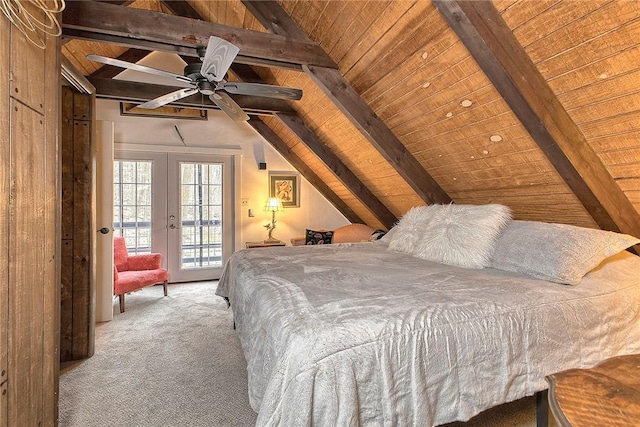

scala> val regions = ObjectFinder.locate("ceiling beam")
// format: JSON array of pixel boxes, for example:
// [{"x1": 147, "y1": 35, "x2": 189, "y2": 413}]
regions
[
  {"x1": 61, "y1": 1, "x2": 337, "y2": 70},
  {"x1": 63, "y1": 28, "x2": 303, "y2": 71},
  {"x1": 248, "y1": 118, "x2": 365, "y2": 225},
  {"x1": 434, "y1": 0, "x2": 640, "y2": 239},
  {"x1": 88, "y1": 77, "x2": 295, "y2": 115},
  {"x1": 243, "y1": 0, "x2": 452, "y2": 206},
  {"x1": 276, "y1": 113, "x2": 398, "y2": 229}
]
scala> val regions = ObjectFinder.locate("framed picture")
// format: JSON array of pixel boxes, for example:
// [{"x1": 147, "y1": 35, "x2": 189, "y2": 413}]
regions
[
  {"x1": 120, "y1": 102, "x2": 207, "y2": 120},
  {"x1": 269, "y1": 172, "x2": 300, "y2": 208}
]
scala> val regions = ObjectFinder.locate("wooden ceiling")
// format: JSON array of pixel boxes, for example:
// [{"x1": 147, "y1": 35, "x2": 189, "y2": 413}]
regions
[{"x1": 61, "y1": 0, "x2": 640, "y2": 238}]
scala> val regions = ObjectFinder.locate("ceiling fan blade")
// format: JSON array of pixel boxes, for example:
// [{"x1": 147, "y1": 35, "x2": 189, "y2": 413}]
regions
[
  {"x1": 209, "y1": 92, "x2": 249, "y2": 122},
  {"x1": 221, "y1": 82, "x2": 303, "y2": 100},
  {"x1": 87, "y1": 54, "x2": 193, "y2": 84},
  {"x1": 137, "y1": 87, "x2": 199, "y2": 109},
  {"x1": 200, "y1": 36, "x2": 240, "y2": 83}
]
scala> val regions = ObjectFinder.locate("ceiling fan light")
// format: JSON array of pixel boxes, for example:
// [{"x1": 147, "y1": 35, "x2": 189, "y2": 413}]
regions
[{"x1": 197, "y1": 80, "x2": 215, "y2": 96}]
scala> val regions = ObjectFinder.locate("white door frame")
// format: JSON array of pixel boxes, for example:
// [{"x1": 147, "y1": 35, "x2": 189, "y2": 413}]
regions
[
  {"x1": 113, "y1": 145, "x2": 238, "y2": 282},
  {"x1": 167, "y1": 153, "x2": 234, "y2": 282}
]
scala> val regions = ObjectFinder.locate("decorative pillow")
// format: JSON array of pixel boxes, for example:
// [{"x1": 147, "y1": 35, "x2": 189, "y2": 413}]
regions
[
  {"x1": 490, "y1": 221, "x2": 640, "y2": 285},
  {"x1": 305, "y1": 229, "x2": 334, "y2": 245},
  {"x1": 410, "y1": 203, "x2": 512, "y2": 268},
  {"x1": 387, "y1": 205, "x2": 437, "y2": 253}
]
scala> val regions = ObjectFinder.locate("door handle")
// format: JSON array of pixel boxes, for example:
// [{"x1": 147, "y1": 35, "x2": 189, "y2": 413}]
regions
[
  {"x1": 169, "y1": 224, "x2": 177, "y2": 229},
  {"x1": 97, "y1": 227, "x2": 110, "y2": 234}
]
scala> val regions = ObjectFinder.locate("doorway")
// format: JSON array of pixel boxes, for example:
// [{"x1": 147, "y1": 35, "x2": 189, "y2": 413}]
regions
[{"x1": 113, "y1": 150, "x2": 234, "y2": 282}]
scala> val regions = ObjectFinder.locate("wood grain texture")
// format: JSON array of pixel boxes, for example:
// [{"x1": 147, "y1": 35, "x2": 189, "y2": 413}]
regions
[
  {"x1": 0, "y1": 11, "x2": 9, "y2": 427},
  {"x1": 9, "y1": 99, "x2": 46, "y2": 427},
  {"x1": 434, "y1": 0, "x2": 640, "y2": 239},
  {"x1": 62, "y1": 1, "x2": 337, "y2": 69},
  {"x1": 42, "y1": 29, "x2": 60, "y2": 427},
  {"x1": 547, "y1": 354, "x2": 640, "y2": 427}
]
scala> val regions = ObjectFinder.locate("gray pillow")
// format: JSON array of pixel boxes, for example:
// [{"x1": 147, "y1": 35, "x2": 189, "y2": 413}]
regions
[
  {"x1": 410, "y1": 203, "x2": 512, "y2": 268},
  {"x1": 490, "y1": 221, "x2": 640, "y2": 285}
]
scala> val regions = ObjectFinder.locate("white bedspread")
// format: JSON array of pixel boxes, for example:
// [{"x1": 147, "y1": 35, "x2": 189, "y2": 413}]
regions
[{"x1": 216, "y1": 242, "x2": 640, "y2": 426}]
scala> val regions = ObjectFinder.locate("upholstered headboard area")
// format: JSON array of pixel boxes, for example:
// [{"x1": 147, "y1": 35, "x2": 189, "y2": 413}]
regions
[{"x1": 291, "y1": 223, "x2": 375, "y2": 246}]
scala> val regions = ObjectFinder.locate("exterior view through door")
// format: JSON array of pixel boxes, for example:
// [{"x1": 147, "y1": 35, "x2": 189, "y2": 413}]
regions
[{"x1": 113, "y1": 151, "x2": 233, "y2": 282}]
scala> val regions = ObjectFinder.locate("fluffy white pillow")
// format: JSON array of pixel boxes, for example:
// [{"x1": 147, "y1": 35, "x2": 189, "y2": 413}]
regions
[
  {"x1": 490, "y1": 221, "x2": 640, "y2": 285},
  {"x1": 387, "y1": 205, "x2": 437, "y2": 253},
  {"x1": 411, "y1": 204, "x2": 512, "y2": 268}
]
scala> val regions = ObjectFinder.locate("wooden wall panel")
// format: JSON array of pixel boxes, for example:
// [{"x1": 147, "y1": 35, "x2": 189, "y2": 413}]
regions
[
  {"x1": 2, "y1": 8, "x2": 59, "y2": 426},
  {"x1": 9, "y1": 99, "x2": 46, "y2": 427},
  {"x1": 0, "y1": 11, "x2": 9, "y2": 427},
  {"x1": 60, "y1": 88, "x2": 95, "y2": 362}
]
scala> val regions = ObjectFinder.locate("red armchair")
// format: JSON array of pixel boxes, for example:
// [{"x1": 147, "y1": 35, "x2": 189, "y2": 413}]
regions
[{"x1": 113, "y1": 236, "x2": 168, "y2": 313}]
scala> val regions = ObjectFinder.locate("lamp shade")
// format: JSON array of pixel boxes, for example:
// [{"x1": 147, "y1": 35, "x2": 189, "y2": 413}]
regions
[{"x1": 264, "y1": 197, "x2": 284, "y2": 212}]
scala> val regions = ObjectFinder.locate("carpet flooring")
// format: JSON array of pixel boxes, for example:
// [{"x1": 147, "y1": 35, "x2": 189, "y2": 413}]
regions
[{"x1": 59, "y1": 281, "x2": 540, "y2": 427}]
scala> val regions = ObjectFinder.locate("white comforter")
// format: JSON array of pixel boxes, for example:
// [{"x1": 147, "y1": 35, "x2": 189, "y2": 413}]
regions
[{"x1": 216, "y1": 242, "x2": 640, "y2": 426}]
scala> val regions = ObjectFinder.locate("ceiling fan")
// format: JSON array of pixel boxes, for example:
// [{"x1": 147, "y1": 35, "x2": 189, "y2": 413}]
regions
[{"x1": 87, "y1": 36, "x2": 303, "y2": 121}]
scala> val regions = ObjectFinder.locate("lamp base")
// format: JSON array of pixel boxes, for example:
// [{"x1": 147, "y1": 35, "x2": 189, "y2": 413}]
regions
[{"x1": 263, "y1": 237, "x2": 282, "y2": 244}]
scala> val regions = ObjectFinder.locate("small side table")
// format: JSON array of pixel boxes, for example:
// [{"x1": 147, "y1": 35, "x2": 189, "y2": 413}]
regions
[
  {"x1": 546, "y1": 353, "x2": 640, "y2": 426},
  {"x1": 245, "y1": 240, "x2": 286, "y2": 249}
]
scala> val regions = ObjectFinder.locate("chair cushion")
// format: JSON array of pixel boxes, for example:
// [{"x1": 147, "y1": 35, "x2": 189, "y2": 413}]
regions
[{"x1": 114, "y1": 268, "x2": 168, "y2": 295}]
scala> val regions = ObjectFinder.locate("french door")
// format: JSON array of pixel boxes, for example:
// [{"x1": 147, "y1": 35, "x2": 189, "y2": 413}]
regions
[{"x1": 113, "y1": 151, "x2": 234, "y2": 282}]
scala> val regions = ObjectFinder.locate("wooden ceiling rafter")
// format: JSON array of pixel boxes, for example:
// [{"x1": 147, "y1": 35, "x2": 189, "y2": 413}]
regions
[
  {"x1": 242, "y1": 0, "x2": 452, "y2": 206},
  {"x1": 276, "y1": 112, "x2": 398, "y2": 229},
  {"x1": 248, "y1": 118, "x2": 365, "y2": 226},
  {"x1": 88, "y1": 77, "x2": 295, "y2": 115},
  {"x1": 434, "y1": 0, "x2": 640, "y2": 241},
  {"x1": 61, "y1": 1, "x2": 337, "y2": 70}
]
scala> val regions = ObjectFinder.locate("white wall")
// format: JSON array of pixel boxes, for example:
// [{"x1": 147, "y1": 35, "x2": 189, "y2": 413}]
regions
[{"x1": 95, "y1": 98, "x2": 348, "y2": 250}]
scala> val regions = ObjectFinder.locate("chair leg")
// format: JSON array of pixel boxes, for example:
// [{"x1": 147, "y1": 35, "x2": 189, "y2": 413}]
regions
[
  {"x1": 163, "y1": 280, "x2": 168, "y2": 296},
  {"x1": 119, "y1": 294, "x2": 125, "y2": 313}
]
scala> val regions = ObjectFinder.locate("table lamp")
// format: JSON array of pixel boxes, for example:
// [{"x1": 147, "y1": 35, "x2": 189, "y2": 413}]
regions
[{"x1": 263, "y1": 197, "x2": 284, "y2": 243}]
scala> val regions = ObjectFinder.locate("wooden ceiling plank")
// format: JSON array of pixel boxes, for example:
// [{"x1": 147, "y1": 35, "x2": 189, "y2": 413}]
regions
[
  {"x1": 248, "y1": 117, "x2": 365, "y2": 225},
  {"x1": 276, "y1": 112, "x2": 398, "y2": 229},
  {"x1": 61, "y1": 0, "x2": 337, "y2": 69},
  {"x1": 244, "y1": 0, "x2": 452, "y2": 206},
  {"x1": 434, "y1": 0, "x2": 640, "y2": 238}
]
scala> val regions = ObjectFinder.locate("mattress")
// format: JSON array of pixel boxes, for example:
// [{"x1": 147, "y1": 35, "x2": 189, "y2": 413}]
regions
[{"x1": 216, "y1": 241, "x2": 640, "y2": 426}]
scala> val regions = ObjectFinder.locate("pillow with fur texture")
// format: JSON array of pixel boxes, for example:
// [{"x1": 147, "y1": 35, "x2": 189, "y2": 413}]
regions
[
  {"x1": 387, "y1": 205, "x2": 437, "y2": 253},
  {"x1": 411, "y1": 204, "x2": 512, "y2": 268},
  {"x1": 490, "y1": 221, "x2": 640, "y2": 285}
]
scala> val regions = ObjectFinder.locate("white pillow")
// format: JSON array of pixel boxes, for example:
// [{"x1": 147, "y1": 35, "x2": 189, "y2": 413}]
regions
[
  {"x1": 411, "y1": 204, "x2": 512, "y2": 268},
  {"x1": 490, "y1": 221, "x2": 640, "y2": 285},
  {"x1": 387, "y1": 205, "x2": 437, "y2": 253}
]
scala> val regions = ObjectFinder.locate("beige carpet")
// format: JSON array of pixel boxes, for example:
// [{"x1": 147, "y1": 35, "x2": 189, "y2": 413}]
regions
[{"x1": 59, "y1": 281, "x2": 540, "y2": 427}]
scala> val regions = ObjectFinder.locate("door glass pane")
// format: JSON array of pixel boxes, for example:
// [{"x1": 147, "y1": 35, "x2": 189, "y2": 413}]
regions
[
  {"x1": 180, "y1": 162, "x2": 223, "y2": 269},
  {"x1": 113, "y1": 159, "x2": 153, "y2": 254}
]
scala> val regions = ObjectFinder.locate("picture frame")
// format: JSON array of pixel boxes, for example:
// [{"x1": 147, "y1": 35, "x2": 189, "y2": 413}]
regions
[
  {"x1": 120, "y1": 102, "x2": 207, "y2": 120},
  {"x1": 269, "y1": 171, "x2": 300, "y2": 208}
]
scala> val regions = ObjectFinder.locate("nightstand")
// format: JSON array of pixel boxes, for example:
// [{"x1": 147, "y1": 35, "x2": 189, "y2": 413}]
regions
[
  {"x1": 245, "y1": 240, "x2": 286, "y2": 249},
  {"x1": 546, "y1": 353, "x2": 640, "y2": 426}
]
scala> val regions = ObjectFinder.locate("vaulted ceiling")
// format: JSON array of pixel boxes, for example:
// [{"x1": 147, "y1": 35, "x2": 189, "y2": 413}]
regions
[{"x1": 61, "y1": 0, "x2": 640, "y2": 240}]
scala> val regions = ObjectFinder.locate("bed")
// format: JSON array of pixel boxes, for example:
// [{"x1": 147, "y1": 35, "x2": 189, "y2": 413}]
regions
[{"x1": 216, "y1": 205, "x2": 640, "y2": 426}]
